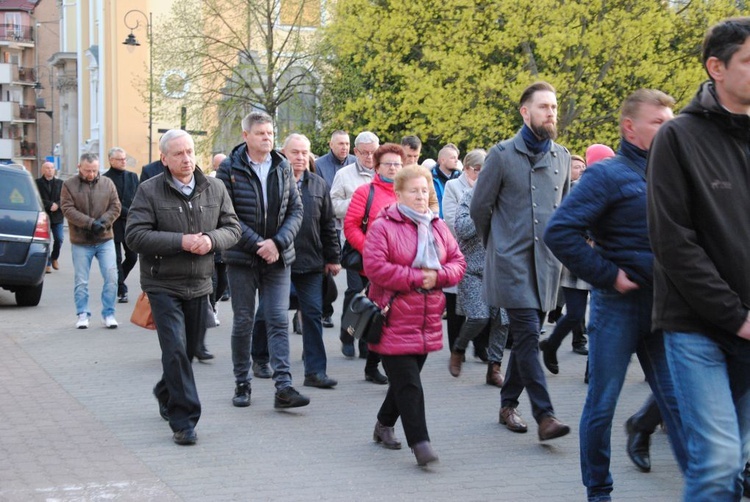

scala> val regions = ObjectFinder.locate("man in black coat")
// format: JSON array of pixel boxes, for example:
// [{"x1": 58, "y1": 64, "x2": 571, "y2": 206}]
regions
[
  {"x1": 103, "y1": 147, "x2": 139, "y2": 303},
  {"x1": 35, "y1": 161, "x2": 64, "y2": 273},
  {"x1": 140, "y1": 159, "x2": 165, "y2": 182}
]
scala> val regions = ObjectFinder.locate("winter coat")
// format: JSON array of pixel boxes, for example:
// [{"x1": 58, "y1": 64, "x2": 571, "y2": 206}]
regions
[
  {"x1": 470, "y1": 131, "x2": 570, "y2": 311},
  {"x1": 343, "y1": 174, "x2": 396, "y2": 254},
  {"x1": 125, "y1": 166, "x2": 241, "y2": 300},
  {"x1": 431, "y1": 165, "x2": 461, "y2": 218},
  {"x1": 35, "y1": 176, "x2": 64, "y2": 224},
  {"x1": 293, "y1": 170, "x2": 340, "y2": 274},
  {"x1": 330, "y1": 161, "x2": 374, "y2": 220},
  {"x1": 216, "y1": 144, "x2": 303, "y2": 268},
  {"x1": 103, "y1": 167, "x2": 140, "y2": 242},
  {"x1": 648, "y1": 81, "x2": 750, "y2": 349},
  {"x1": 442, "y1": 173, "x2": 472, "y2": 236},
  {"x1": 364, "y1": 204, "x2": 466, "y2": 355},
  {"x1": 60, "y1": 174, "x2": 121, "y2": 245},
  {"x1": 544, "y1": 139, "x2": 650, "y2": 290},
  {"x1": 315, "y1": 150, "x2": 357, "y2": 189}
]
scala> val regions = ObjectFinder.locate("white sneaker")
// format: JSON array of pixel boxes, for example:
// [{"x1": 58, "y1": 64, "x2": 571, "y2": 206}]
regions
[
  {"x1": 76, "y1": 313, "x2": 89, "y2": 329},
  {"x1": 213, "y1": 308, "x2": 221, "y2": 327},
  {"x1": 103, "y1": 315, "x2": 118, "y2": 329}
]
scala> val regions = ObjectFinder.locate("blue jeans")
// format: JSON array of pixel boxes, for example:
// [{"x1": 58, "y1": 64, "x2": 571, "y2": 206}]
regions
[
  {"x1": 228, "y1": 264, "x2": 292, "y2": 391},
  {"x1": 581, "y1": 289, "x2": 687, "y2": 501},
  {"x1": 48, "y1": 222, "x2": 64, "y2": 263},
  {"x1": 71, "y1": 240, "x2": 117, "y2": 317},
  {"x1": 253, "y1": 272, "x2": 328, "y2": 376},
  {"x1": 500, "y1": 309, "x2": 555, "y2": 422},
  {"x1": 149, "y1": 292, "x2": 206, "y2": 432},
  {"x1": 665, "y1": 331, "x2": 750, "y2": 501}
]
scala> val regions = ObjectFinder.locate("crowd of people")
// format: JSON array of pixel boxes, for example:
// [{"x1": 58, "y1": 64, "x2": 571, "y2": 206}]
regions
[{"x1": 34, "y1": 16, "x2": 750, "y2": 502}]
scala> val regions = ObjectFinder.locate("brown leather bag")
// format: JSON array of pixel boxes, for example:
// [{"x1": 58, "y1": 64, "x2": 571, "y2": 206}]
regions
[{"x1": 130, "y1": 292, "x2": 156, "y2": 330}]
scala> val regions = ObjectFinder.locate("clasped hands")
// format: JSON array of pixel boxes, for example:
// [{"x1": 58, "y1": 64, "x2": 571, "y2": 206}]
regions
[
  {"x1": 256, "y1": 239, "x2": 280, "y2": 264},
  {"x1": 181, "y1": 233, "x2": 213, "y2": 255}
]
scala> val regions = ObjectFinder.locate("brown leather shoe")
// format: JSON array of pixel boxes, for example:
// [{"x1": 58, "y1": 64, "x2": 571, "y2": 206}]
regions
[
  {"x1": 449, "y1": 351, "x2": 463, "y2": 377},
  {"x1": 51, "y1": 259, "x2": 59, "y2": 270},
  {"x1": 373, "y1": 421, "x2": 402, "y2": 450},
  {"x1": 45, "y1": 266, "x2": 52, "y2": 274},
  {"x1": 499, "y1": 406, "x2": 528, "y2": 433},
  {"x1": 486, "y1": 362, "x2": 504, "y2": 387},
  {"x1": 538, "y1": 415, "x2": 571, "y2": 441}
]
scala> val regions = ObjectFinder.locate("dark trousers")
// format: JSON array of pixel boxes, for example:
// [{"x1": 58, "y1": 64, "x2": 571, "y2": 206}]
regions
[
  {"x1": 113, "y1": 221, "x2": 137, "y2": 296},
  {"x1": 445, "y1": 292, "x2": 465, "y2": 350},
  {"x1": 629, "y1": 394, "x2": 662, "y2": 435},
  {"x1": 500, "y1": 308, "x2": 555, "y2": 422},
  {"x1": 149, "y1": 292, "x2": 207, "y2": 432},
  {"x1": 378, "y1": 354, "x2": 429, "y2": 447},
  {"x1": 210, "y1": 261, "x2": 228, "y2": 310},
  {"x1": 547, "y1": 287, "x2": 589, "y2": 350}
]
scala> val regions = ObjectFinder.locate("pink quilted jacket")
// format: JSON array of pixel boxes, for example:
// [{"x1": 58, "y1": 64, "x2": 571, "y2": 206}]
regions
[{"x1": 363, "y1": 204, "x2": 466, "y2": 355}]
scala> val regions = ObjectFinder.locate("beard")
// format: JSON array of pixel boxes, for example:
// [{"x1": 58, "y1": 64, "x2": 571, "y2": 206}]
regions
[{"x1": 530, "y1": 119, "x2": 558, "y2": 141}]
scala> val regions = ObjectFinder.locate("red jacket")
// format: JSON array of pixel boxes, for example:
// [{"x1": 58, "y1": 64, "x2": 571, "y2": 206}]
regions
[
  {"x1": 343, "y1": 175, "x2": 395, "y2": 253},
  {"x1": 363, "y1": 204, "x2": 466, "y2": 355}
]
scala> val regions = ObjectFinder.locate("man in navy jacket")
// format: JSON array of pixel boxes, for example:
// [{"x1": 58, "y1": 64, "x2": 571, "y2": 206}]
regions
[{"x1": 544, "y1": 89, "x2": 686, "y2": 501}]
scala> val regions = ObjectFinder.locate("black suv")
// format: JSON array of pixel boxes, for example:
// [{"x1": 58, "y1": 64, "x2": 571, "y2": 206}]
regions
[{"x1": 0, "y1": 164, "x2": 50, "y2": 306}]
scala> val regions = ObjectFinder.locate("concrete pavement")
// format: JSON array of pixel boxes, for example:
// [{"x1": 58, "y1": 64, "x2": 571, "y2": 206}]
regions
[{"x1": 0, "y1": 232, "x2": 683, "y2": 501}]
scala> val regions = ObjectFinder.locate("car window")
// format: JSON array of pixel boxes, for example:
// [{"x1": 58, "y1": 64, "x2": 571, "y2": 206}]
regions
[{"x1": 0, "y1": 174, "x2": 38, "y2": 211}]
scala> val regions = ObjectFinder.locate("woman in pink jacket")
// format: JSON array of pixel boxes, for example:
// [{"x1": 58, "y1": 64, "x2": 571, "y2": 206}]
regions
[{"x1": 363, "y1": 165, "x2": 466, "y2": 466}]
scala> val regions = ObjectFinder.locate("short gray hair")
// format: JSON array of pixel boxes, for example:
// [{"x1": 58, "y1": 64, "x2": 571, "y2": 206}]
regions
[
  {"x1": 242, "y1": 111, "x2": 274, "y2": 132},
  {"x1": 463, "y1": 149, "x2": 486, "y2": 169},
  {"x1": 282, "y1": 133, "x2": 311, "y2": 150},
  {"x1": 354, "y1": 131, "x2": 379, "y2": 148},
  {"x1": 79, "y1": 153, "x2": 98, "y2": 164},
  {"x1": 159, "y1": 129, "x2": 192, "y2": 155},
  {"x1": 107, "y1": 147, "x2": 125, "y2": 158}
]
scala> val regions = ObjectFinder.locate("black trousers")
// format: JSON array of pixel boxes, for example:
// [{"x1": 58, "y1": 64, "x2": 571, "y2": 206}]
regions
[
  {"x1": 629, "y1": 394, "x2": 662, "y2": 435},
  {"x1": 149, "y1": 292, "x2": 207, "y2": 432},
  {"x1": 500, "y1": 308, "x2": 555, "y2": 422},
  {"x1": 113, "y1": 220, "x2": 137, "y2": 295},
  {"x1": 378, "y1": 354, "x2": 429, "y2": 447}
]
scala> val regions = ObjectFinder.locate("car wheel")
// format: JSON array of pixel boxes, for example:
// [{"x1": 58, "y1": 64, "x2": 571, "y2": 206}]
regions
[{"x1": 15, "y1": 282, "x2": 43, "y2": 306}]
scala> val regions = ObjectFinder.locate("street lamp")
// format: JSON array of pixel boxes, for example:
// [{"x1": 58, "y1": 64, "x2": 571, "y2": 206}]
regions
[{"x1": 122, "y1": 9, "x2": 153, "y2": 163}]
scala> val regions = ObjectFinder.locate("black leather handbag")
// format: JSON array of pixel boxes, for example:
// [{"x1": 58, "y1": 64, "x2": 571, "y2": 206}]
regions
[
  {"x1": 340, "y1": 184, "x2": 376, "y2": 271},
  {"x1": 341, "y1": 291, "x2": 395, "y2": 344}
]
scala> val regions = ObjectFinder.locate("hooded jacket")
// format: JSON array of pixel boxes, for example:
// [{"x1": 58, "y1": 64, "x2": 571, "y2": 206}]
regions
[
  {"x1": 647, "y1": 81, "x2": 750, "y2": 350},
  {"x1": 216, "y1": 144, "x2": 302, "y2": 268},
  {"x1": 60, "y1": 174, "x2": 121, "y2": 245},
  {"x1": 363, "y1": 204, "x2": 465, "y2": 355}
]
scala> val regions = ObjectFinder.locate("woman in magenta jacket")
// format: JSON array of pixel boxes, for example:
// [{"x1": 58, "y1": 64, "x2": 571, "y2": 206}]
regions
[
  {"x1": 363, "y1": 165, "x2": 466, "y2": 466},
  {"x1": 344, "y1": 143, "x2": 405, "y2": 385}
]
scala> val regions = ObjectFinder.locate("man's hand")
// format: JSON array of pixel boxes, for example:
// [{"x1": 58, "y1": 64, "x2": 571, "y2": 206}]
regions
[
  {"x1": 181, "y1": 234, "x2": 202, "y2": 252},
  {"x1": 91, "y1": 219, "x2": 106, "y2": 235},
  {"x1": 613, "y1": 269, "x2": 639, "y2": 294},
  {"x1": 738, "y1": 316, "x2": 750, "y2": 340},
  {"x1": 257, "y1": 239, "x2": 280, "y2": 264},
  {"x1": 421, "y1": 268, "x2": 438, "y2": 290},
  {"x1": 325, "y1": 263, "x2": 342, "y2": 276},
  {"x1": 189, "y1": 234, "x2": 213, "y2": 256},
  {"x1": 50, "y1": 202, "x2": 58, "y2": 212}
]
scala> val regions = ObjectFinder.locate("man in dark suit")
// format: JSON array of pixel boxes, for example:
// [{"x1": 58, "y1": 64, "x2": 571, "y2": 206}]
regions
[
  {"x1": 35, "y1": 161, "x2": 64, "y2": 273},
  {"x1": 103, "y1": 147, "x2": 140, "y2": 303}
]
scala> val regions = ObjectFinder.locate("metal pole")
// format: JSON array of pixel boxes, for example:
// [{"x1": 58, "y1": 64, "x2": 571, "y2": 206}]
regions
[{"x1": 148, "y1": 11, "x2": 153, "y2": 163}]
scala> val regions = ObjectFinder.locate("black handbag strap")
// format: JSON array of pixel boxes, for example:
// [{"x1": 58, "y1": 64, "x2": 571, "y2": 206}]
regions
[{"x1": 360, "y1": 184, "x2": 376, "y2": 233}]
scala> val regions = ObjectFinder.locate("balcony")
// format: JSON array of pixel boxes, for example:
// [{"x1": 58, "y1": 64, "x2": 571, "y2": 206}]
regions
[
  {"x1": 0, "y1": 138, "x2": 36, "y2": 159},
  {"x1": 0, "y1": 64, "x2": 36, "y2": 85},
  {"x1": 0, "y1": 101, "x2": 36, "y2": 123},
  {"x1": 0, "y1": 24, "x2": 33, "y2": 44}
]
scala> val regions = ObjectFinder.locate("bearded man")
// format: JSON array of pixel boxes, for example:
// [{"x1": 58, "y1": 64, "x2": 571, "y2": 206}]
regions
[{"x1": 470, "y1": 81, "x2": 571, "y2": 442}]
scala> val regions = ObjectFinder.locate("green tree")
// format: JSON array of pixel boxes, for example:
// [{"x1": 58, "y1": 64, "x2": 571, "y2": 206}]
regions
[{"x1": 319, "y1": 0, "x2": 743, "y2": 155}]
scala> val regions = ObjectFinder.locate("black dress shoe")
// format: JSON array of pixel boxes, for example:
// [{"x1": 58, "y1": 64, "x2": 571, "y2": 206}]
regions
[
  {"x1": 196, "y1": 350, "x2": 214, "y2": 362},
  {"x1": 304, "y1": 373, "x2": 338, "y2": 388},
  {"x1": 572, "y1": 344, "x2": 589, "y2": 355},
  {"x1": 117, "y1": 292, "x2": 128, "y2": 303},
  {"x1": 173, "y1": 428, "x2": 197, "y2": 445},
  {"x1": 365, "y1": 369, "x2": 388, "y2": 385},
  {"x1": 539, "y1": 339, "x2": 559, "y2": 375},
  {"x1": 153, "y1": 388, "x2": 169, "y2": 421},
  {"x1": 625, "y1": 417, "x2": 652, "y2": 472},
  {"x1": 322, "y1": 316, "x2": 334, "y2": 328},
  {"x1": 252, "y1": 361, "x2": 272, "y2": 379}
]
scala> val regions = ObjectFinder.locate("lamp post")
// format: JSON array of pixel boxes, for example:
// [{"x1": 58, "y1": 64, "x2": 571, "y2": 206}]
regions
[{"x1": 122, "y1": 9, "x2": 153, "y2": 163}]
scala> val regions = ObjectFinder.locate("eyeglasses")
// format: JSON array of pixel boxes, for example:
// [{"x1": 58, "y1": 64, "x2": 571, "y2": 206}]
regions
[
  {"x1": 111, "y1": 157, "x2": 127, "y2": 161},
  {"x1": 379, "y1": 162, "x2": 403, "y2": 168},
  {"x1": 356, "y1": 150, "x2": 376, "y2": 157},
  {"x1": 467, "y1": 166, "x2": 482, "y2": 172}
]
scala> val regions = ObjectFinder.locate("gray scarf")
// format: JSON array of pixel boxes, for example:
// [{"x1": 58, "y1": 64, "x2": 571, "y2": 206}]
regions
[{"x1": 397, "y1": 204, "x2": 442, "y2": 270}]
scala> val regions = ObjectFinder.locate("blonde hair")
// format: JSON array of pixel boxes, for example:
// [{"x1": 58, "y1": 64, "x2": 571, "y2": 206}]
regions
[{"x1": 394, "y1": 165, "x2": 432, "y2": 193}]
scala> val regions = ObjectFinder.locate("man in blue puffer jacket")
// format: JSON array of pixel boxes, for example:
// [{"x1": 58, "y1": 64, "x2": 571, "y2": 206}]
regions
[{"x1": 544, "y1": 89, "x2": 687, "y2": 501}]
